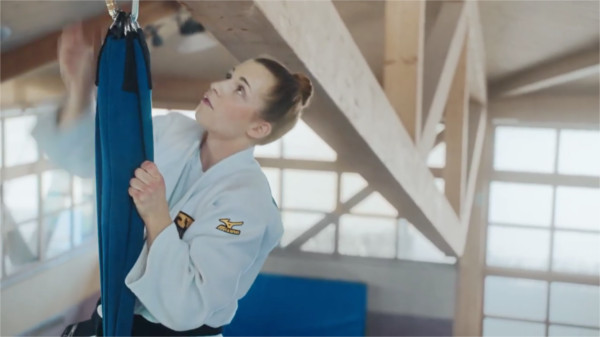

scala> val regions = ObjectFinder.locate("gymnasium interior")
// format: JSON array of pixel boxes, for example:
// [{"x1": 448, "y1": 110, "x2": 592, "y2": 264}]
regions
[{"x1": 1, "y1": 0, "x2": 599, "y2": 336}]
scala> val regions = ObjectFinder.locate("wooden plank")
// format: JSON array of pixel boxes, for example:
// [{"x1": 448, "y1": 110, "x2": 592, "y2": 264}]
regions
[
  {"x1": 0, "y1": 74, "x2": 210, "y2": 111},
  {"x1": 453, "y1": 116, "x2": 492, "y2": 336},
  {"x1": 491, "y1": 171, "x2": 599, "y2": 188},
  {"x1": 420, "y1": 1, "x2": 469, "y2": 156},
  {"x1": 462, "y1": 103, "x2": 487, "y2": 224},
  {"x1": 184, "y1": 0, "x2": 465, "y2": 255},
  {"x1": 444, "y1": 40, "x2": 469, "y2": 214},
  {"x1": 0, "y1": 1, "x2": 179, "y2": 82},
  {"x1": 491, "y1": 48, "x2": 600, "y2": 98},
  {"x1": 466, "y1": 1, "x2": 487, "y2": 105},
  {"x1": 491, "y1": 95, "x2": 600, "y2": 128},
  {"x1": 434, "y1": 129, "x2": 445, "y2": 148},
  {"x1": 486, "y1": 266, "x2": 600, "y2": 286},
  {"x1": 383, "y1": 0, "x2": 425, "y2": 142}
]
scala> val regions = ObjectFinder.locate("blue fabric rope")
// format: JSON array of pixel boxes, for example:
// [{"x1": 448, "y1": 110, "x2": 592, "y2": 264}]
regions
[{"x1": 95, "y1": 10, "x2": 154, "y2": 336}]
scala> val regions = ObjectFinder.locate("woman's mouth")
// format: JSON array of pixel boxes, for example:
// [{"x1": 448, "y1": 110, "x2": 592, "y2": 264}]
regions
[{"x1": 202, "y1": 96, "x2": 213, "y2": 110}]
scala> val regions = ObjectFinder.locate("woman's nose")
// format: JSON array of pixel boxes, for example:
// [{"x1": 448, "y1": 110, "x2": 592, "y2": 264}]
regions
[{"x1": 210, "y1": 82, "x2": 220, "y2": 97}]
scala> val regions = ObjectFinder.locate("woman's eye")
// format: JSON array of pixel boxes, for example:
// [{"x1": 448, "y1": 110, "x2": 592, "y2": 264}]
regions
[
  {"x1": 225, "y1": 73, "x2": 232, "y2": 79},
  {"x1": 236, "y1": 85, "x2": 245, "y2": 95}
]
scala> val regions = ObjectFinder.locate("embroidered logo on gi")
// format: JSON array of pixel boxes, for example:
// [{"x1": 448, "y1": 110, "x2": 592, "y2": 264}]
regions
[
  {"x1": 174, "y1": 211, "x2": 194, "y2": 239},
  {"x1": 216, "y1": 218, "x2": 244, "y2": 235}
]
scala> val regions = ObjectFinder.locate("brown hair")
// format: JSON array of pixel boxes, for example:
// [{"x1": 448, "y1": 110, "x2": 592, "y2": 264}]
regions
[{"x1": 253, "y1": 57, "x2": 313, "y2": 145}]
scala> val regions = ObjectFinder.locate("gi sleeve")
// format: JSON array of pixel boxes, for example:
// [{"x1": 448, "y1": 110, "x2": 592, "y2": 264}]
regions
[
  {"x1": 30, "y1": 98, "x2": 175, "y2": 178},
  {"x1": 31, "y1": 98, "x2": 96, "y2": 178},
  {"x1": 124, "y1": 188, "x2": 272, "y2": 331}
]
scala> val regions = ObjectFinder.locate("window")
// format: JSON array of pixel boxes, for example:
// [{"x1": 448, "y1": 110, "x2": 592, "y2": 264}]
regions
[
  {"x1": 484, "y1": 276, "x2": 548, "y2": 321},
  {"x1": 482, "y1": 125, "x2": 600, "y2": 336},
  {"x1": 1, "y1": 107, "x2": 97, "y2": 280},
  {"x1": 494, "y1": 126, "x2": 556, "y2": 173},
  {"x1": 486, "y1": 225, "x2": 550, "y2": 270},
  {"x1": 558, "y1": 129, "x2": 600, "y2": 176},
  {"x1": 488, "y1": 182, "x2": 553, "y2": 227},
  {"x1": 554, "y1": 186, "x2": 600, "y2": 231},
  {"x1": 549, "y1": 282, "x2": 599, "y2": 328},
  {"x1": 282, "y1": 119, "x2": 337, "y2": 161}
]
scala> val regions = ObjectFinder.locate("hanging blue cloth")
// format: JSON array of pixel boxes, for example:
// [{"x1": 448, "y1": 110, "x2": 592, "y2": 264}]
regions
[{"x1": 94, "y1": 10, "x2": 154, "y2": 336}]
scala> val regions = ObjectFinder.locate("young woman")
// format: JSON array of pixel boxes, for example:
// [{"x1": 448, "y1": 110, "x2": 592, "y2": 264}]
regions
[{"x1": 33, "y1": 22, "x2": 313, "y2": 336}]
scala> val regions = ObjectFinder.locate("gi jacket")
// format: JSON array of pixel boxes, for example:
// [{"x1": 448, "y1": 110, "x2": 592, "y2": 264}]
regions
[{"x1": 31, "y1": 100, "x2": 284, "y2": 331}]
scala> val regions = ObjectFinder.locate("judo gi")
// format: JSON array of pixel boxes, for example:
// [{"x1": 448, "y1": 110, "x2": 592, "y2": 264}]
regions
[{"x1": 31, "y1": 99, "x2": 284, "y2": 335}]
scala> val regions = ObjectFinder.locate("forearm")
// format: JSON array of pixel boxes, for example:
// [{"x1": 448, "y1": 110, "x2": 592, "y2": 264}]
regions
[{"x1": 57, "y1": 87, "x2": 95, "y2": 129}]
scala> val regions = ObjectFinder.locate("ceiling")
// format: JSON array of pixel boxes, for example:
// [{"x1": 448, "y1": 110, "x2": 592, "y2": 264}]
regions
[{"x1": 1, "y1": 0, "x2": 598, "y2": 96}]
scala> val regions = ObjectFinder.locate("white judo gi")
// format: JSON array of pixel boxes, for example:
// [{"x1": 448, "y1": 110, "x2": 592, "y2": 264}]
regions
[{"x1": 32, "y1": 99, "x2": 284, "y2": 333}]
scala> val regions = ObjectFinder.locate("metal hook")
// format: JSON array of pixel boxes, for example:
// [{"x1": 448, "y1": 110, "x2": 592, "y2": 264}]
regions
[
  {"x1": 106, "y1": 0, "x2": 119, "y2": 21},
  {"x1": 106, "y1": 0, "x2": 139, "y2": 23}
]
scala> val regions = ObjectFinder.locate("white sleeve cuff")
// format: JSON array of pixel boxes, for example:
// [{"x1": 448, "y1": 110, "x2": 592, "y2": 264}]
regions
[{"x1": 125, "y1": 224, "x2": 181, "y2": 287}]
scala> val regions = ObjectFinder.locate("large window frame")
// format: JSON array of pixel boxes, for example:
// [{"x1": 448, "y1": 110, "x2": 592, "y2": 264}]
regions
[
  {"x1": 1, "y1": 105, "x2": 97, "y2": 287},
  {"x1": 481, "y1": 122, "x2": 600, "y2": 335}
]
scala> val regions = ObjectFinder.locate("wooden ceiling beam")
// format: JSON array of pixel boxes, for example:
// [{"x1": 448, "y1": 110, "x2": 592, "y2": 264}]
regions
[
  {"x1": 0, "y1": 74, "x2": 210, "y2": 112},
  {"x1": 490, "y1": 48, "x2": 600, "y2": 98},
  {"x1": 466, "y1": 1, "x2": 487, "y2": 105},
  {"x1": 383, "y1": 0, "x2": 425, "y2": 142},
  {"x1": 0, "y1": 1, "x2": 179, "y2": 83},
  {"x1": 491, "y1": 95, "x2": 600, "y2": 128},
  {"x1": 462, "y1": 102, "x2": 487, "y2": 225},
  {"x1": 419, "y1": 0, "x2": 468, "y2": 156},
  {"x1": 444, "y1": 40, "x2": 469, "y2": 215}
]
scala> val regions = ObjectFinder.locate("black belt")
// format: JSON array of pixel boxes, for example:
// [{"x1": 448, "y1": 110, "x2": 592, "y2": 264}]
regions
[{"x1": 62, "y1": 297, "x2": 223, "y2": 336}]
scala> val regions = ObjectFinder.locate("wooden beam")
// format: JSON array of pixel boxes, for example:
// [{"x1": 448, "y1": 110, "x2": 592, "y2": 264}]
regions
[
  {"x1": 466, "y1": 1, "x2": 487, "y2": 105},
  {"x1": 462, "y1": 103, "x2": 487, "y2": 224},
  {"x1": 256, "y1": 158, "x2": 341, "y2": 172},
  {"x1": 420, "y1": 0, "x2": 469, "y2": 156},
  {"x1": 491, "y1": 170, "x2": 599, "y2": 188},
  {"x1": 490, "y1": 48, "x2": 600, "y2": 98},
  {"x1": 453, "y1": 115, "x2": 492, "y2": 336},
  {"x1": 383, "y1": 0, "x2": 425, "y2": 142},
  {"x1": 491, "y1": 95, "x2": 600, "y2": 128},
  {"x1": 434, "y1": 129, "x2": 445, "y2": 148},
  {"x1": 184, "y1": 0, "x2": 465, "y2": 255},
  {"x1": 152, "y1": 76, "x2": 210, "y2": 110},
  {"x1": 486, "y1": 266, "x2": 600, "y2": 286},
  {"x1": 0, "y1": 74, "x2": 210, "y2": 111},
  {"x1": 0, "y1": 1, "x2": 179, "y2": 83},
  {"x1": 444, "y1": 40, "x2": 469, "y2": 214}
]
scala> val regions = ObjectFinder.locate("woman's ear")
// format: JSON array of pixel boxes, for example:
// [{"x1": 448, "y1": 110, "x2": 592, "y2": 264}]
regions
[{"x1": 247, "y1": 119, "x2": 272, "y2": 142}]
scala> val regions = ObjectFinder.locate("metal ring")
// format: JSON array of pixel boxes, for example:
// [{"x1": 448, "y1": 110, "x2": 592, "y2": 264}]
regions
[{"x1": 105, "y1": 0, "x2": 118, "y2": 20}]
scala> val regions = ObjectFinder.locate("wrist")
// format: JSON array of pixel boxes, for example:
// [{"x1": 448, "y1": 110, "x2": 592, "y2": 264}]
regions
[{"x1": 145, "y1": 212, "x2": 172, "y2": 232}]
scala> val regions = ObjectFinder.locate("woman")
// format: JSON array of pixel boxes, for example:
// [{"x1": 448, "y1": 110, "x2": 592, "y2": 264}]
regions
[{"x1": 33, "y1": 22, "x2": 313, "y2": 336}]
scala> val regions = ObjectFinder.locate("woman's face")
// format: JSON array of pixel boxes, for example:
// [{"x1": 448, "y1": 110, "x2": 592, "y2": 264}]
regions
[{"x1": 195, "y1": 60, "x2": 276, "y2": 143}]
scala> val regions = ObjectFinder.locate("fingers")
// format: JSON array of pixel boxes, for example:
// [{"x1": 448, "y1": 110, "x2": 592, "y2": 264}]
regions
[
  {"x1": 141, "y1": 161, "x2": 162, "y2": 179},
  {"x1": 129, "y1": 161, "x2": 162, "y2": 200},
  {"x1": 130, "y1": 177, "x2": 145, "y2": 191},
  {"x1": 134, "y1": 167, "x2": 153, "y2": 184}
]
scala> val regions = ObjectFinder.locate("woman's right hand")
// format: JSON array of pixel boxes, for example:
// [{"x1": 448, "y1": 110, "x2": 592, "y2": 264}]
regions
[{"x1": 57, "y1": 21, "x2": 96, "y2": 96}]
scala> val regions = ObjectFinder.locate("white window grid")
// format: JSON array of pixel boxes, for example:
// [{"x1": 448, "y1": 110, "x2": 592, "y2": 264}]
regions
[
  {"x1": 1, "y1": 108, "x2": 97, "y2": 284},
  {"x1": 481, "y1": 124, "x2": 600, "y2": 335}
]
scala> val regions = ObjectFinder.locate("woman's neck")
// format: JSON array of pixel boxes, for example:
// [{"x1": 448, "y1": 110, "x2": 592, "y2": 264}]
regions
[{"x1": 200, "y1": 131, "x2": 252, "y2": 172}]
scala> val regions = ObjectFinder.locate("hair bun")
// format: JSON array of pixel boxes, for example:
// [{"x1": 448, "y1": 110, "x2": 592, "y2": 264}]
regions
[{"x1": 293, "y1": 73, "x2": 313, "y2": 107}]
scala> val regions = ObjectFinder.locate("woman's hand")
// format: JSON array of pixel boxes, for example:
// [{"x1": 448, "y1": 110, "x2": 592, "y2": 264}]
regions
[
  {"x1": 129, "y1": 161, "x2": 172, "y2": 244},
  {"x1": 58, "y1": 21, "x2": 97, "y2": 97}
]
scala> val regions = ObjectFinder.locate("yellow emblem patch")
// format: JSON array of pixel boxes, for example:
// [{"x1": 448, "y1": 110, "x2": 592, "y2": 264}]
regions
[
  {"x1": 216, "y1": 218, "x2": 244, "y2": 235},
  {"x1": 174, "y1": 211, "x2": 194, "y2": 239}
]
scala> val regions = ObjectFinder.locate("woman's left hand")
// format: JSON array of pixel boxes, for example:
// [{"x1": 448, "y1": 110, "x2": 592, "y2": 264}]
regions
[{"x1": 128, "y1": 161, "x2": 172, "y2": 237}]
